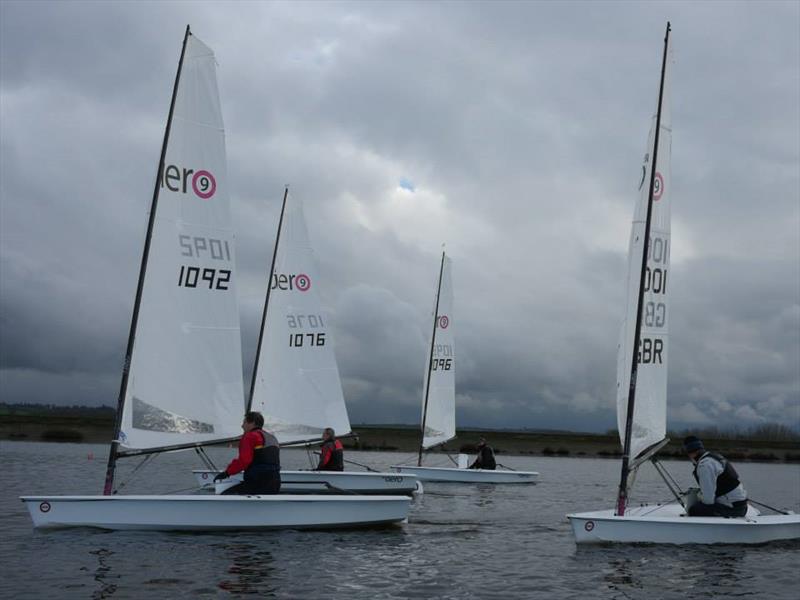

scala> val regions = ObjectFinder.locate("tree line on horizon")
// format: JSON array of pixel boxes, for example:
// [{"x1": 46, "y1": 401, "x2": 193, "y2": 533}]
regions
[
  {"x1": 2, "y1": 403, "x2": 797, "y2": 442},
  {"x1": 607, "y1": 423, "x2": 799, "y2": 443}
]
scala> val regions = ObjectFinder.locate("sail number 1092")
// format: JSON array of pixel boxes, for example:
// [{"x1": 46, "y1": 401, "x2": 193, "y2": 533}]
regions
[{"x1": 178, "y1": 266, "x2": 231, "y2": 290}]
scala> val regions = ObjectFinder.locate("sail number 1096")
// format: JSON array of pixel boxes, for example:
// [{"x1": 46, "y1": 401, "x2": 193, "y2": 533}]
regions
[{"x1": 431, "y1": 358, "x2": 452, "y2": 371}]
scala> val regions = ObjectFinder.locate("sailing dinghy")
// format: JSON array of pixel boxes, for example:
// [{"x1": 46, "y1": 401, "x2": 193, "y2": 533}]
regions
[
  {"x1": 567, "y1": 23, "x2": 799, "y2": 544},
  {"x1": 21, "y1": 27, "x2": 410, "y2": 530},
  {"x1": 393, "y1": 252, "x2": 539, "y2": 484},
  {"x1": 199, "y1": 190, "x2": 419, "y2": 496}
]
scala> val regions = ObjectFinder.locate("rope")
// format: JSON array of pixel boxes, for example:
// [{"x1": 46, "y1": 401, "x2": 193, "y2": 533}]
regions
[
  {"x1": 114, "y1": 453, "x2": 157, "y2": 493},
  {"x1": 322, "y1": 481, "x2": 357, "y2": 495},
  {"x1": 496, "y1": 462, "x2": 517, "y2": 471},
  {"x1": 639, "y1": 497, "x2": 682, "y2": 517},
  {"x1": 392, "y1": 452, "x2": 420, "y2": 467},
  {"x1": 194, "y1": 446, "x2": 217, "y2": 471},
  {"x1": 159, "y1": 485, "x2": 204, "y2": 495},
  {"x1": 747, "y1": 498, "x2": 791, "y2": 515},
  {"x1": 342, "y1": 457, "x2": 380, "y2": 472}
]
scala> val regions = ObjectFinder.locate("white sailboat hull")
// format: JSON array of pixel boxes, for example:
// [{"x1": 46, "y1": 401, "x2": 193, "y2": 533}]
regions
[
  {"x1": 193, "y1": 469, "x2": 421, "y2": 495},
  {"x1": 21, "y1": 494, "x2": 411, "y2": 531},
  {"x1": 391, "y1": 465, "x2": 539, "y2": 483},
  {"x1": 568, "y1": 503, "x2": 800, "y2": 545}
]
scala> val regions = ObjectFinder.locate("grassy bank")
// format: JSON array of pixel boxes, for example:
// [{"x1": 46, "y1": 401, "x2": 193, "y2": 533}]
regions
[
  {"x1": 2, "y1": 407, "x2": 797, "y2": 462},
  {"x1": 347, "y1": 426, "x2": 800, "y2": 463}
]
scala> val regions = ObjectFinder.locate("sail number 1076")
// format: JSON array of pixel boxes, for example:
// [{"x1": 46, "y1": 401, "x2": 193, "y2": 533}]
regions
[{"x1": 289, "y1": 333, "x2": 326, "y2": 347}]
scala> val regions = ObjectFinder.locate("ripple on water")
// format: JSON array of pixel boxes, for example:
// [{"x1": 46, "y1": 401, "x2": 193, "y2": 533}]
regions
[{"x1": 1, "y1": 443, "x2": 799, "y2": 599}]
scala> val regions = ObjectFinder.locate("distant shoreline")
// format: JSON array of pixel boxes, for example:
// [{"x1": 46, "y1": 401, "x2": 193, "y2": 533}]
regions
[{"x1": 2, "y1": 413, "x2": 798, "y2": 463}]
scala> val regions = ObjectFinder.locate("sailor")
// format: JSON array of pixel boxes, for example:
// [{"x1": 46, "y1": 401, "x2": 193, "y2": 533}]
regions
[
  {"x1": 214, "y1": 411, "x2": 281, "y2": 495},
  {"x1": 468, "y1": 436, "x2": 497, "y2": 470},
  {"x1": 315, "y1": 427, "x2": 344, "y2": 471},
  {"x1": 683, "y1": 435, "x2": 748, "y2": 517}
]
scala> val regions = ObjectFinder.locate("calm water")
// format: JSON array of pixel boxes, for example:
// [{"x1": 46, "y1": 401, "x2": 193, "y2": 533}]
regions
[{"x1": 2, "y1": 441, "x2": 799, "y2": 599}]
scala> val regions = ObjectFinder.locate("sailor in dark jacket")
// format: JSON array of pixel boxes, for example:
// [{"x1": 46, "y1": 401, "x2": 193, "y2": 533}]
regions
[
  {"x1": 468, "y1": 436, "x2": 497, "y2": 470},
  {"x1": 214, "y1": 411, "x2": 281, "y2": 495},
  {"x1": 683, "y1": 436, "x2": 747, "y2": 517},
  {"x1": 316, "y1": 427, "x2": 344, "y2": 471}
]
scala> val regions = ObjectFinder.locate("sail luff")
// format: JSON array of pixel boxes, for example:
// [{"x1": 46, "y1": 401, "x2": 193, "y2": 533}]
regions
[
  {"x1": 616, "y1": 22, "x2": 672, "y2": 516},
  {"x1": 418, "y1": 250, "x2": 447, "y2": 466},
  {"x1": 247, "y1": 187, "x2": 289, "y2": 412},
  {"x1": 103, "y1": 25, "x2": 192, "y2": 496}
]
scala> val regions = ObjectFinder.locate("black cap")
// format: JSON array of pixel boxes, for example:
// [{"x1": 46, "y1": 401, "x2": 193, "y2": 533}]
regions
[{"x1": 683, "y1": 435, "x2": 704, "y2": 453}]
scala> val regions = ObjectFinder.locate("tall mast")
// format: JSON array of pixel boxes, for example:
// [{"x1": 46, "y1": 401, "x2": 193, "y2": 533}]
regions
[
  {"x1": 103, "y1": 25, "x2": 192, "y2": 496},
  {"x1": 418, "y1": 250, "x2": 447, "y2": 467},
  {"x1": 247, "y1": 186, "x2": 290, "y2": 411},
  {"x1": 616, "y1": 22, "x2": 671, "y2": 516}
]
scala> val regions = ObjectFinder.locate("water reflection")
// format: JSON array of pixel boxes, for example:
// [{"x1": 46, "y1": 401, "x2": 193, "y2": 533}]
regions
[
  {"x1": 602, "y1": 558, "x2": 641, "y2": 599},
  {"x1": 475, "y1": 484, "x2": 496, "y2": 508},
  {"x1": 215, "y1": 543, "x2": 276, "y2": 596},
  {"x1": 89, "y1": 548, "x2": 118, "y2": 599},
  {"x1": 576, "y1": 544, "x2": 757, "y2": 600},
  {"x1": 672, "y1": 546, "x2": 754, "y2": 596}
]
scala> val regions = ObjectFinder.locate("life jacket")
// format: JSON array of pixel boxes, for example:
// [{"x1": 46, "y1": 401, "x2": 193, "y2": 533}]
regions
[
  {"x1": 320, "y1": 439, "x2": 344, "y2": 471},
  {"x1": 692, "y1": 451, "x2": 740, "y2": 497},
  {"x1": 249, "y1": 430, "x2": 280, "y2": 472},
  {"x1": 481, "y1": 445, "x2": 497, "y2": 470}
]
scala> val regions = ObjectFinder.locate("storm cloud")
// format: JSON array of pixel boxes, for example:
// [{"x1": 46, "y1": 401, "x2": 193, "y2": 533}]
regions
[{"x1": 1, "y1": 1, "x2": 798, "y2": 433}]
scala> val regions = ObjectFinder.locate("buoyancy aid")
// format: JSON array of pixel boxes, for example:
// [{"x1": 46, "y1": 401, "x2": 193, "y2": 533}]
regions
[
  {"x1": 481, "y1": 445, "x2": 496, "y2": 470},
  {"x1": 319, "y1": 439, "x2": 344, "y2": 471},
  {"x1": 692, "y1": 451, "x2": 740, "y2": 497},
  {"x1": 249, "y1": 430, "x2": 281, "y2": 472}
]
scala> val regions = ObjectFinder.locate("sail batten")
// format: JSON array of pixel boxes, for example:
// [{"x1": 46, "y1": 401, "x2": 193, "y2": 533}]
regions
[{"x1": 250, "y1": 195, "x2": 351, "y2": 444}]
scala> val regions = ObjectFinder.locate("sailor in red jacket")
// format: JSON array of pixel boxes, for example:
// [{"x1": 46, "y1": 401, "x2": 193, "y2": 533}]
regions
[
  {"x1": 214, "y1": 411, "x2": 281, "y2": 494},
  {"x1": 315, "y1": 427, "x2": 344, "y2": 471}
]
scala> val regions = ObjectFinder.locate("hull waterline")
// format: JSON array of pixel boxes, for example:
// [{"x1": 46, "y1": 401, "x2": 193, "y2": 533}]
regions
[
  {"x1": 391, "y1": 465, "x2": 538, "y2": 484},
  {"x1": 21, "y1": 494, "x2": 411, "y2": 531},
  {"x1": 193, "y1": 469, "x2": 421, "y2": 495},
  {"x1": 568, "y1": 503, "x2": 800, "y2": 545}
]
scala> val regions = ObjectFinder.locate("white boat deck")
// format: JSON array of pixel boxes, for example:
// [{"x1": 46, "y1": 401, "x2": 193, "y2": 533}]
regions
[
  {"x1": 21, "y1": 494, "x2": 411, "y2": 531},
  {"x1": 567, "y1": 502, "x2": 800, "y2": 544}
]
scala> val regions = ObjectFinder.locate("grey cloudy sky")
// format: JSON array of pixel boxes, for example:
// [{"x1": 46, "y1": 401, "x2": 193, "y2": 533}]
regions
[{"x1": 1, "y1": 1, "x2": 798, "y2": 433}]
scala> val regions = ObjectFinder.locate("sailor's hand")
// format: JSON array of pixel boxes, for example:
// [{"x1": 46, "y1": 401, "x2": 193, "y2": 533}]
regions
[{"x1": 213, "y1": 471, "x2": 229, "y2": 482}]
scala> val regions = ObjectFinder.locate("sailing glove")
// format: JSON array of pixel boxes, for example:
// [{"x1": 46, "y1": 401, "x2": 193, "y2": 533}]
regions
[{"x1": 213, "y1": 471, "x2": 229, "y2": 482}]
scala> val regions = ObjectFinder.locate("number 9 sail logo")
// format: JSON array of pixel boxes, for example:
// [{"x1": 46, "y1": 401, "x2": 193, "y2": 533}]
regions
[
  {"x1": 653, "y1": 172, "x2": 664, "y2": 201},
  {"x1": 438, "y1": 315, "x2": 449, "y2": 329},
  {"x1": 192, "y1": 170, "x2": 217, "y2": 199},
  {"x1": 295, "y1": 274, "x2": 311, "y2": 292}
]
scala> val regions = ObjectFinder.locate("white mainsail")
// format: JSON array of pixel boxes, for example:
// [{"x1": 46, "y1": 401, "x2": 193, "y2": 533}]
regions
[
  {"x1": 250, "y1": 195, "x2": 351, "y2": 444},
  {"x1": 422, "y1": 254, "x2": 456, "y2": 449},
  {"x1": 616, "y1": 36, "x2": 673, "y2": 461},
  {"x1": 119, "y1": 34, "x2": 245, "y2": 450}
]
